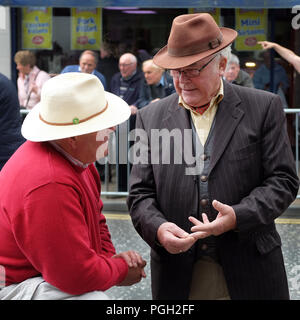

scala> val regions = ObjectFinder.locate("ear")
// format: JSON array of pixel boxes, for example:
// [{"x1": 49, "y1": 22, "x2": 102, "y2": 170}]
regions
[{"x1": 219, "y1": 56, "x2": 227, "y2": 76}]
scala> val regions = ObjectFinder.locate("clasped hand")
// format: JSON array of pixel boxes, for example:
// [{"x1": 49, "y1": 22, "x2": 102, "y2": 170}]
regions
[
  {"x1": 157, "y1": 200, "x2": 237, "y2": 255},
  {"x1": 113, "y1": 250, "x2": 147, "y2": 286}
]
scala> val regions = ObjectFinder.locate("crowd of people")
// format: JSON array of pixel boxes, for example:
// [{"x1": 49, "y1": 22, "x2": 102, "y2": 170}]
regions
[{"x1": 0, "y1": 12, "x2": 299, "y2": 300}]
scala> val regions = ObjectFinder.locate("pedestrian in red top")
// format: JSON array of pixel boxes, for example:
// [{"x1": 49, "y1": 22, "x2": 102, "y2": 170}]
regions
[{"x1": 0, "y1": 72, "x2": 146, "y2": 300}]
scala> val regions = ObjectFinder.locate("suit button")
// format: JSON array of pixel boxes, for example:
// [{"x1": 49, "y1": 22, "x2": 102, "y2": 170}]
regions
[
  {"x1": 200, "y1": 154, "x2": 209, "y2": 161},
  {"x1": 200, "y1": 175, "x2": 208, "y2": 182},
  {"x1": 201, "y1": 244, "x2": 208, "y2": 251},
  {"x1": 200, "y1": 198, "x2": 209, "y2": 206}
]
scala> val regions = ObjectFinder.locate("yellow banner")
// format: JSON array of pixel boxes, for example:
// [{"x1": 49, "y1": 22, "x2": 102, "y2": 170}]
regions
[
  {"x1": 235, "y1": 9, "x2": 268, "y2": 51},
  {"x1": 189, "y1": 8, "x2": 221, "y2": 25},
  {"x1": 71, "y1": 8, "x2": 101, "y2": 50},
  {"x1": 22, "y1": 7, "x2": 52, "y2": 50}
]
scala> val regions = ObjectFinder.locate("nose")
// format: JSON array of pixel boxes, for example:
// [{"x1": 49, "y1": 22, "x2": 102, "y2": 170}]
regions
[{"x1": 178, "y1": 71, "x2": 190, "y2": 82}]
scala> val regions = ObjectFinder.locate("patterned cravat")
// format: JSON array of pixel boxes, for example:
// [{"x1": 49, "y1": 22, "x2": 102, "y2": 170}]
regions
[{"x1": 190, "y1": 103, "x2": 210, "y2": 115}]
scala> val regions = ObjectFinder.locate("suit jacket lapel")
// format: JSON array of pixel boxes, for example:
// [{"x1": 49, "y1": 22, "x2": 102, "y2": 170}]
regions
[
  {"x1": 161, "y1": 94, "x2": 196, "y2": 178},
  {"x1": 160, "y1": 87, "x2": 244, "y2": 177},
  {"x1": 208, "y1": 82, "x2": 244, "y2": 175},
  {"x1": 162, "y1": 98, "x2": 191, "y2": 132}
]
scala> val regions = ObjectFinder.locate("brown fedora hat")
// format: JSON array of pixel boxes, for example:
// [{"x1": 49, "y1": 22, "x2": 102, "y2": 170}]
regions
[{"x1": 153, "y1": 13, "x2": 238, "y2": 69}]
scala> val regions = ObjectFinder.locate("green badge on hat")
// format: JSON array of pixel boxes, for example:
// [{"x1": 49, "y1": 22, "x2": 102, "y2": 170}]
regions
[{"x1": 72, "y1": 117, "x2": 80, "y2": 124}]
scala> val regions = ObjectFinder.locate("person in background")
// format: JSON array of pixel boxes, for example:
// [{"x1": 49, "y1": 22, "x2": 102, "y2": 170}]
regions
[
  {"x1": 98, "y1": 41, "x2": 119, "y2": 92},
  {"x1": 224, "y1": 54, "x2": 254, "y2": 88},
  {"x1": 14, "y1": 50, "x2": 50, "y2": 110},
  {"x1": 128, "y1": 13, "x2": 298, "y2": 300},
  {"x1": 110, "y1": 53, "x2": 145, "y2": 192},
  {"x1": 137, "y1": 59, "x2": 175, "y2": 108},
  {"x1": 259, "y1": 40, "x2": 300, "y2": 73},
  {"x1": 0, "y1": 73, "x2": 146, "y2": 300},
  {"x1": 110, "y1": 53, "x2": 144, "y2": 118},
  {"x1": 0, "y1": 73, "x2": 25, "y2": 171},
  {"x1": 61, "y1": 50, "x2": 107, "y2": 89},
  {"x1": 253, "y1": 50, "x2": 289, "y2": 107}
]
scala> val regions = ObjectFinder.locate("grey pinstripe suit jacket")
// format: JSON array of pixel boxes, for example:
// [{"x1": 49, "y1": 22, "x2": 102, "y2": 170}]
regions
[{"x1": 127, "y1": 80, "x2": 299, "y2": 300}]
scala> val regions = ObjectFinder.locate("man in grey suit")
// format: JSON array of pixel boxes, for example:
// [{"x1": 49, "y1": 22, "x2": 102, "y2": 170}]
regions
[{"x1": 127, "y1": 13, "x2": 299, "y2": 300}]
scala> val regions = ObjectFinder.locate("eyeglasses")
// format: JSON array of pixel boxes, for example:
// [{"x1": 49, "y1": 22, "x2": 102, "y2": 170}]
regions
[
  {"x1": 169, "y1": 55, "x2": 218, "y2": 79},
  {"x1": 119, "y1": 63, "x2": 133, "y2": 67}
]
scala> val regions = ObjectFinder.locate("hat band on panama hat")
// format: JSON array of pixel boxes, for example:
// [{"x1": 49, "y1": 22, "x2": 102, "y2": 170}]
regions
[
  {"x1": 168, "y1": 33, "x2": 223, "y2": 57},
  {"x1": 39, "y1": 102, "x2": 108, "y2": 126}
]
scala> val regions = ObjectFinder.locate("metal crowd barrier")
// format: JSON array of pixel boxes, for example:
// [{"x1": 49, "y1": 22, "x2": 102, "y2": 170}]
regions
[{"x1": 20, "y1": 108, "x2": 300, "y2": 198}]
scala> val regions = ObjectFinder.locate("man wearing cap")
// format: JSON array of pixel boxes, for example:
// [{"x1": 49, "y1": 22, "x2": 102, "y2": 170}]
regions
[
  {"x1": 128, "y1": 13, "x2": 299, "y2": 300},
  {"x1": 0, "y1": 73, "x2": 146, "y2": 300}
]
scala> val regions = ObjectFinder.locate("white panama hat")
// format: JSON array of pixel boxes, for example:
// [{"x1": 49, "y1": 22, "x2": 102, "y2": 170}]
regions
[{"x1": 21, "y1": 72, "x2": 131, "y2": 142}]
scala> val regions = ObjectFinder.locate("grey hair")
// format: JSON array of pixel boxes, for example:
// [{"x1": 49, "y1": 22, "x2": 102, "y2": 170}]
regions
[
  {"x1": 218, "y1": 45, "x2": 232, "y2": 62},
  {"x1": 142, "y1": 59, "x2": 164, "y2": 71},
  {"x1": 120, "y1": 53, "x2": 137, "y2": 64},
  {"x1": 227, "y1": 53, "x2": 240, "y2": 66}
]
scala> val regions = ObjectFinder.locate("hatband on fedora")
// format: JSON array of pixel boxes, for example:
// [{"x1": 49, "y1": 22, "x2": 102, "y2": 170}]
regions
[
  {"x1": 21, "y1": 72, "x2": 130, "y2": 142},
  {"x1": 153, "y1": 13, "x2": 238, "y2": 69}
]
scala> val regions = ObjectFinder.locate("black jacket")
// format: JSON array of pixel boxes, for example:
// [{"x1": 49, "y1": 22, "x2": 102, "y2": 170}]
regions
[
  {"x1": 110, "y1": 70, "x2": 144, "y2": 106},
  {"x1": 128, "y1": 82, "x2": 298, "y2": 299},
  {"x1": 0, "y1": 73, "x2": 25, "y2": 170},
  {"x1": 137, "y1": 72, "x2": 175, "y2": 108}
]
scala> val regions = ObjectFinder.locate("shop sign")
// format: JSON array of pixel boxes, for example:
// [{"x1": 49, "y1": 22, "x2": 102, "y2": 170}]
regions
[
  {"x1": 22, "y1": 7, "x2": 52, "y2": 50},
  {"x1": 71, "y1": 8, "x2": 101, "y2": 50},
  {"x1": 235, "y1": 9, "x2": 268, "y2": 51}
]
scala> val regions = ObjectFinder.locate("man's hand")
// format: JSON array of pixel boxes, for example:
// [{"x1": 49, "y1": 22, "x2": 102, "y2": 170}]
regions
[
  {"x1": 189, "y1": 200, "x2": 237, "y2": 239},
  {"x1": 258, "y1": 41, "x2": 276, "y2": 50},
  {"x1": 113, "y1": 251, "x2": 146, "y2": 286},
  {"x1": 129, "y1": 105, "x2": 138, "y2": 115},
  {"x1": 113, "y1": 250, "x2": 146, "y2": 269},
  {"x1": 157, "y1": 222, "x2": 196, "y2": 254}
]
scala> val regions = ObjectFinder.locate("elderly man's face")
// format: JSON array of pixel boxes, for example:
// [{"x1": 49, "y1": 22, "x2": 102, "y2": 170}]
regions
[
  {"x1": 224, "y1": 62, "x2": 240, "y2": 82},
  {"x1": 79, "y1": 53, "x2": 96, "y2": 74},
  {"x1": 73, "y1": 127, "x2": 115, "y2": 164},
  {"x1": 143, "y1": 64, "x2": 163, "y2": 85},
  {"x1": 172, "y1": 55, "x2": 227, "y2": 107},
  {"x1": 119, "y1": 56, "x2": 136, "y2": 79}
]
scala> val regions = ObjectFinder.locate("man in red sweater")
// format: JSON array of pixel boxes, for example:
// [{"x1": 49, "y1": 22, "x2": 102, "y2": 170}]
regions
[{"x1": 0, "y1": 72, "x2": 146, "y2": 299}]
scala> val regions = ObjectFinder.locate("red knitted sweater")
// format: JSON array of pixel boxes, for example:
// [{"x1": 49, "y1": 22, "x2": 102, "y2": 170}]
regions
[{"x1": 0, "y1": 141, "x2": 128, "y2": 295}]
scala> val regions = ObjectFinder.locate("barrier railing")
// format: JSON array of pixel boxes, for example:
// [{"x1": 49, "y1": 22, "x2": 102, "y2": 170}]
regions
[{"x1": 20, "y1": 108, "x2": 300, "y2": 198}]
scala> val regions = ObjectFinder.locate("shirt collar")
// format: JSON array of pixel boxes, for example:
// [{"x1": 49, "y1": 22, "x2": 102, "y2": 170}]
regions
[
  {"x1": 179, "y1": 79, "x2": 224, "y2": 114},
  {"x1": 48, "y1": 141, "x2": 89, "y2": 169},
  {"x1": 78, "y1": 66, "x2": 95, "y2": 75},
  {"x1": 156, "y1": 75, "x2": 164, "y2": 87}
]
